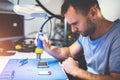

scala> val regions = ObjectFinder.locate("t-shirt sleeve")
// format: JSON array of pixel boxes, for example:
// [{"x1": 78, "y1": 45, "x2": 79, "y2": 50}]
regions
[
  {"x1": 109, "y1": 34, "x2": 120, "y2": 73},
  {"x1": 77, "y1": 35, "x2": 83, "y2": 46}
]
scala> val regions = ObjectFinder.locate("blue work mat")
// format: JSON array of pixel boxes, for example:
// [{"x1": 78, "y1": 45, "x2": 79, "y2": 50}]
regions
[{"x1": 0, "y1": 58, "x2": 68, "y2": 80}]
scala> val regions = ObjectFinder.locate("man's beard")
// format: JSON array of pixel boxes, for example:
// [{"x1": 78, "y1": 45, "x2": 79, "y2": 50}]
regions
[{"x1": 81, "y1": 18, "x2": 96, "y2": 37}]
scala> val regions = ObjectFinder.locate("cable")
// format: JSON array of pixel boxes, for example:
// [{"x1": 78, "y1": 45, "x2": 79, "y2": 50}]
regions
[
  {"x1": 17, "y1": 0, "x2": 20, "y2": 5},
  {"x1": 35, "y1": 0, "x2": 64, "y2": 20},
  {"x1": 24, "y1": 17, "x2": 35, "y2": 21},
  {"x1": 48, "y1": 18, "x2": 52, "y2": 40},
  {"x1": 40, "y1": 16, "x2": 53, "y2": 32}
]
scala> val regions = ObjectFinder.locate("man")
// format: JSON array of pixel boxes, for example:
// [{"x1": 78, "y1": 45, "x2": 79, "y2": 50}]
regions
[{"x1": 36, "y1": 0, "x2": 120, "y2": 80}]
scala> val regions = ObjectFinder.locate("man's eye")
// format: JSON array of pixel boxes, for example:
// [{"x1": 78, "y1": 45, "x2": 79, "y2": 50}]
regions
[{"x1": 73, "y1": 22, "x2": 78, "y2": 26}]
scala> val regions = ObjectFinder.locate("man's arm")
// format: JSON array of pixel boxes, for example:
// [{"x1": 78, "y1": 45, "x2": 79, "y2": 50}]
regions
[
  {"x1": 75, "y1": 68, "x2": 120, "y2": 80},
  {"x1": 62, "y1": 57, "x2": 120, "y2": 80},
  {"x1": 42, "y1": 39, "x2": 82, "y2": 61}
]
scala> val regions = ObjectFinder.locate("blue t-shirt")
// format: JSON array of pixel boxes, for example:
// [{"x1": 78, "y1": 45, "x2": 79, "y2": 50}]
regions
[{"x1": 77, "y1": 19, "x2": 120, "y2": 74}]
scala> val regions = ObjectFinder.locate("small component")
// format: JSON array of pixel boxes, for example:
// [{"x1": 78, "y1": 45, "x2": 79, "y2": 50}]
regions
[
  {"x1": 19, "y1": 58, "x2": 28, "y2": 67},
  {"x1": 11, "y1": 70, "x2": 15, "y2": 80},
  {"x1": 38, "y1": 71, "x2": 51, "y2": 75}
]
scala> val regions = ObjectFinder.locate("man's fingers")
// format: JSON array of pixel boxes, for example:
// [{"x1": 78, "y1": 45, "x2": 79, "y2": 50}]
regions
[
  {"x1": 39, "y1": 35, "x2": 45, "y2": 41},
  {"x1": 44, "y1": 34, "x2": 49, "y2": 43}
]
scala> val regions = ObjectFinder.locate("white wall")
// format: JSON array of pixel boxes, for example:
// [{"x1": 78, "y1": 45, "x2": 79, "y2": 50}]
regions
[{"x1": 98, "y1": 0, "x2": 120, "y2": 21}]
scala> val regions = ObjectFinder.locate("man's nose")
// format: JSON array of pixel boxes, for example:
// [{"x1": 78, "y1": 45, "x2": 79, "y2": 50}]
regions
[{"x1": 71, "y1": 26, "x2": 77, "y2": 33}]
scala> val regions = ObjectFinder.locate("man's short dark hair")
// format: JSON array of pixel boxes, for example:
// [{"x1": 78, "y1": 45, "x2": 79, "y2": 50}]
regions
[{"x1": 61, "y1": 0, "x2": 100, "y2": 16}]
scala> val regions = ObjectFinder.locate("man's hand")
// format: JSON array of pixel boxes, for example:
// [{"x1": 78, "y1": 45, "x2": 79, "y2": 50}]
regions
[
  {"x1": 34, "y1": 33, "x2": 51, "y2": 52},
  {"x1": 61, "y1": 57, "x2": 79, "y2": 77}
]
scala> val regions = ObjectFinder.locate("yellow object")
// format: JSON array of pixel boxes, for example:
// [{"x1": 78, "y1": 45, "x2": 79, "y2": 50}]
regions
[
  {"x1": 68, "y1": 35, "x2": 72, "y2": 39},
  {"x1": 15, "y1": 44, "x2": 22, "y2": 49},
  {"x1": 35, "y1": 48, "x2": 43, "y2": 53}
]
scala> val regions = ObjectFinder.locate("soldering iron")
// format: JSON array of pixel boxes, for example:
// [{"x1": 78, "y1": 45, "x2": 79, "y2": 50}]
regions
[
  {"x1": 35, "y1": 31, "x2": 43, "y2": 60},
  {"x1": 35, "y1": 16, "x2": 53, "y2": 61}
]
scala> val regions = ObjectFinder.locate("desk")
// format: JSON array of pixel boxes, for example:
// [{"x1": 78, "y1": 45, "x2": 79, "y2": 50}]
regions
[{"x1": 0, "y1": 52, "x2": 68, "y2": 80}]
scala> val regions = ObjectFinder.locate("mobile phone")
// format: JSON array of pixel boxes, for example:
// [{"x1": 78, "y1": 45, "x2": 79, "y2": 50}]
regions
[{"x1": 37, "y1": 62, "x2": 48, "y2": 68}]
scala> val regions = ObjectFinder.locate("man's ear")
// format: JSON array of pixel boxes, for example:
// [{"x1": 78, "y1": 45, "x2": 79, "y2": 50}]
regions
[{"x1": 88, "y1": 6, "x2": 98, "y2": 19}]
